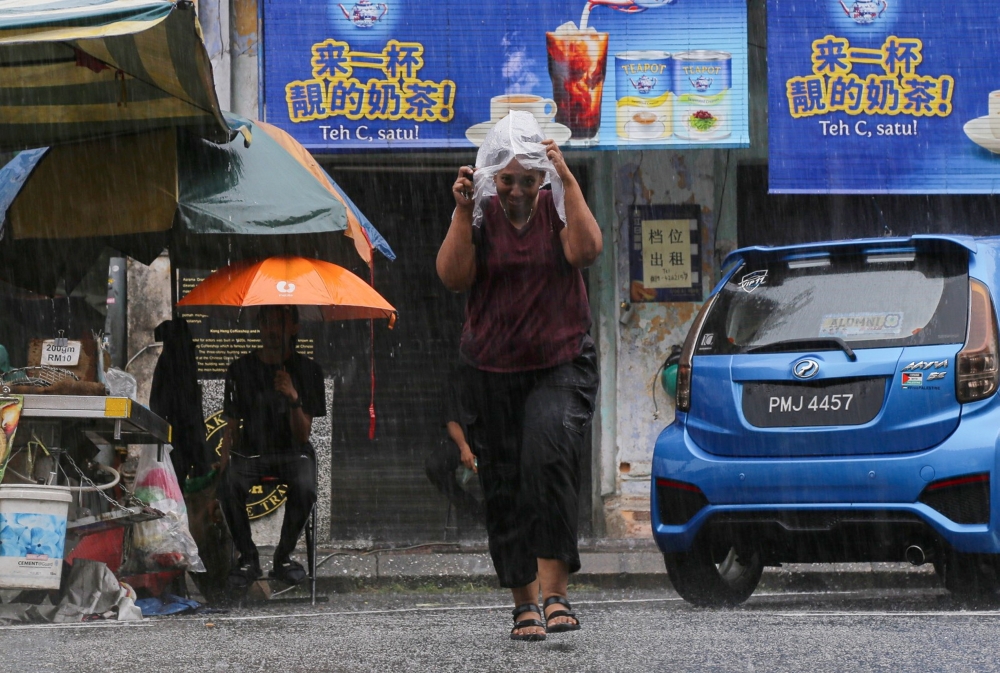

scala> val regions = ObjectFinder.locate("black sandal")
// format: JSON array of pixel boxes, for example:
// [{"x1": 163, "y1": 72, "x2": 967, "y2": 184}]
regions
[
  {"x1": 510, "y1": 603, "x2": 546, "y2": 642},
  {"x1": 543, "y1": 596, "x2": 581, "y2": 633}
]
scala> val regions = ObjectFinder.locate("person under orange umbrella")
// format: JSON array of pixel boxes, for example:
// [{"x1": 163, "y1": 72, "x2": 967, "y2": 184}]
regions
[
  {"x1": 176, "y1": 256, "x2": 396, "y2": 591},
  {"x1": 216, "y1": 304, "x2": 323, "y2": 589}
]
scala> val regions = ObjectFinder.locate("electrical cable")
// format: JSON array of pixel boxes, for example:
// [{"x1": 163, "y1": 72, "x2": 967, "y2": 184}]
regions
[
  {"x1": 712, "y1": 149, "x2": 732, "y2": 276},
  {"x1": 651, "y1": 359, "x2": 667, "y2": 419}
]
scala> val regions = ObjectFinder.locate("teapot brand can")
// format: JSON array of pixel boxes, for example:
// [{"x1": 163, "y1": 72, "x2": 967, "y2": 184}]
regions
[
  {"x1": 615, "y1": 51, "x2": 672, "y2": 141},
  {"x1": 671, "y1": 50, "x2": 732, "y2": 140}
]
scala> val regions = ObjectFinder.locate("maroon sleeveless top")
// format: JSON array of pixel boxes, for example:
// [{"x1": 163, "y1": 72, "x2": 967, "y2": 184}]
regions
[{"x1": 460, "y1": 190, "x2": 592, "y2": 373}]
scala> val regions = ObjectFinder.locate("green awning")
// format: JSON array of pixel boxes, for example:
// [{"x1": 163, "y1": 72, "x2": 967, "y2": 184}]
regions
[
  {"x1": 0, "y1": 0, "x2": 231, "y2": 151},
  {"x1": 0, "y1": 116, "x2": 363, "y2": 293}
]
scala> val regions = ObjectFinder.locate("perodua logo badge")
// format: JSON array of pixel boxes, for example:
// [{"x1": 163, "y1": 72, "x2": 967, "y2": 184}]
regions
[
  {"x1": 276, "y1": 280, "x2": 296, "y2": 295},
  {"x1": 792, "y1": 359, "x2": 820, "y2": 380}
]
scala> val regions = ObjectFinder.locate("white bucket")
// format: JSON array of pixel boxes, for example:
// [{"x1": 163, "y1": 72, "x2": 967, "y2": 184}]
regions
[{"x1": 0, "y1": 485, "x2": 72, "y2": 589}]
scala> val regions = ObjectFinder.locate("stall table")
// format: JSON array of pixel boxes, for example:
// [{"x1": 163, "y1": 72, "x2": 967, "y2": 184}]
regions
[
  {"x1": 2, "y1": 395, "x2": 173, "y2": 582},
  {"x1": 14, "y1": 394, "x2": 172, "y2": 528},
  {"x1": 19, "y1": 394, "x2": 171, "y2": 446}
]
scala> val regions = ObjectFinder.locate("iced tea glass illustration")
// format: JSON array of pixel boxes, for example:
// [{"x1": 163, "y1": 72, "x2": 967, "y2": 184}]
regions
[{"x1": 546, "y1": 29, "x2": 609, "y2": 143}]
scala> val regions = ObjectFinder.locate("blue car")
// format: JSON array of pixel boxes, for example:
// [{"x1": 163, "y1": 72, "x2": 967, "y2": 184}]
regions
[{"x1": 652, "y1": 235, "x2": 1000, "y2": 606}]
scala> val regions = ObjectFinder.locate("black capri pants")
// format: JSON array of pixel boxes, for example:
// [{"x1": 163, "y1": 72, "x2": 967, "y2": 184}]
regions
[{"x1": 464, "y1": 339, "x2": 599, "y2": 588}]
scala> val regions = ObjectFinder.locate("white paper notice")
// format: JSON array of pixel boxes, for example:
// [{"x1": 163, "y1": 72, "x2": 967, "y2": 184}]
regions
[
  {"x1": 40, "y1": 340, "x2": 82, "y2": 366},
  {"x1": 642, "y1": 219, "x2": 693, "y2": 289}
]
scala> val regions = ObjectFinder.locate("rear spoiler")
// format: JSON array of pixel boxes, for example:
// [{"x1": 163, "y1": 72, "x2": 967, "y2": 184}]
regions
[{"x1": 722, "y1": 235, "x2": 977, "y2": 271}]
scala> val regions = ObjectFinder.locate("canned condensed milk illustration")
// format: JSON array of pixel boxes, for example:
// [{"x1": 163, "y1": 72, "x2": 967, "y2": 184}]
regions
[
  {"x1": 616, "y1": 51, "x2": 672, "y2": 141},
  {"x1": 671, "y1": 50, "x2": 732, "y2": 140}
]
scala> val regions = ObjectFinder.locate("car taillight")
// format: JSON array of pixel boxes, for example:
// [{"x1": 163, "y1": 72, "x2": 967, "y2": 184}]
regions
[
  {"x1": 956, "y1": 279, "x2": 999, "y2": 403},
  {"x1": 655, "y1": 478, "x2": 709, "y2": 525},
  {"x1": 918, "y1": 473, "x2": 990, "y2": 524},
  {"x1": 676, "y1": 294, "x2": 719, "y2": 412}
]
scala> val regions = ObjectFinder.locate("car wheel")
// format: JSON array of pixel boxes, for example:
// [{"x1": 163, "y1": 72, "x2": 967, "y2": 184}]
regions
[
  {"x1": 664, "y1": 542, "x2": 764, "y2": 607},
  {"x1": 940, "y1": 551, "x2": 1000, "y2": 597}
]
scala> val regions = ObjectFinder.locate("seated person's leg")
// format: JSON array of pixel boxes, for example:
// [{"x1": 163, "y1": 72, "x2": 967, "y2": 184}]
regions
[
  {"x1": 269, "y1": 452, "x2": 317, "y2": 585},
  {"x1": 425, "y1": 440, "x2": 460, "y2": 495},
  {"x1": 220, "y1": 458, "x2": 263, "y2": 584}
]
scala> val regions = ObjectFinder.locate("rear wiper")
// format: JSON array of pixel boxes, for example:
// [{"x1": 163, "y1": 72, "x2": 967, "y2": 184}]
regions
[{"x1": 745, "y1": 337, "x2": 857, "y2": 361}]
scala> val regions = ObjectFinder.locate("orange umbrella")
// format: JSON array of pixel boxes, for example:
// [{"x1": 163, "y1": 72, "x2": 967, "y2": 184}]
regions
[{"x1": 175, "y1": 256, "x2": 396, "y2": 326}]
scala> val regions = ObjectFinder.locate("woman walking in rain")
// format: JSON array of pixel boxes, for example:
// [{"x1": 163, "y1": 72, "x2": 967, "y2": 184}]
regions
[{"x1": 436, "y1": 111, "x2": 602, "y2": 641}]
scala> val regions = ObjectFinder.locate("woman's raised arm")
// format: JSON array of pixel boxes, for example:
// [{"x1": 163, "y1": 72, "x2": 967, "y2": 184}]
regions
[
  {"x1": 436, "y1": 166, "x2": 478, "y2": 291},
  {"x1": 544, "y1": 140, "x2": 603, "y2": 268}
]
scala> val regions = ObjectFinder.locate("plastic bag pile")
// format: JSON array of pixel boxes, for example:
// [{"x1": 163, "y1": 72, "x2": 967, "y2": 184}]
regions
[{"x1": 127, "y1": 445, "x2": 205, "y2": 573}]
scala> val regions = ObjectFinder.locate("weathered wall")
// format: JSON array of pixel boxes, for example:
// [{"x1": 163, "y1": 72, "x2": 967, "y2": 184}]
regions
[{"x1": 602, "y1": 151, "x2": 716, "y2": 538}]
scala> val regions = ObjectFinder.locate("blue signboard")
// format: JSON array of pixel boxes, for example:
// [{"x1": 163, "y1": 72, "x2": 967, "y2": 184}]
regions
[
  {"x1": 261, "y1": 0, "x2": 748, "y2": 151},
  {"x1": 769, "y1": 0, "x2": 1000, "y2": 193}
]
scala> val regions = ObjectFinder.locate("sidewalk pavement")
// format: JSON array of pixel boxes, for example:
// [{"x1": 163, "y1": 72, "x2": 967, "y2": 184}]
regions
[{"x1": 271, "y1": 539, "x2": 940, "y2": 594}]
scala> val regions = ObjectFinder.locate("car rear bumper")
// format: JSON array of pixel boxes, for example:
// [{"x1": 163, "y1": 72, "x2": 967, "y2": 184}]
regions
[{"x1": 651, "y1": 417, "x2": 1000, "y2": 558}]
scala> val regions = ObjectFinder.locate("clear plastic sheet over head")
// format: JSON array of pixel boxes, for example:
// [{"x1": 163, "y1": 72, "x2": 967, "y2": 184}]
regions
[{"x1": 471, "y1": 111, "x2": 566, "y2": 228}]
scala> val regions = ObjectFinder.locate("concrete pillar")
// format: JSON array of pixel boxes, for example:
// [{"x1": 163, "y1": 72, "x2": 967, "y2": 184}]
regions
[
  {"x1": 712, "y1": 0, "x2": 768, "y2": 271},
  {"x1": 126, "y1": 254, "x2": 172, "y2": 405},
  {"x1": 589, "y1": 151, "x2": 619, "y2": 539},
  {"x1": 230, "y1": 0, "x2": 259, "y2": 120},
  {"x1": 196, "y1": 0, "x2": 231, "y2": 112}
]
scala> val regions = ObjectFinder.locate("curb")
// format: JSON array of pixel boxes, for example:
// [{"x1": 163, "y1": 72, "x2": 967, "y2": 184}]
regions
[{"x1": 274, "y1": 546, "x2": 943, "y2": 594}]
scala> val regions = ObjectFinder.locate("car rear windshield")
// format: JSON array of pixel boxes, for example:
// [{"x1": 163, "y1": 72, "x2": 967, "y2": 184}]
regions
[{"x1": 697, "y1": 250, "x2": 969, "y2": 354}]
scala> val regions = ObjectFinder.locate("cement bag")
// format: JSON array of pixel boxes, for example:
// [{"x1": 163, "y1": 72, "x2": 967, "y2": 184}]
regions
[{"x1": 126, "y1": 446, "x2": 205, "y2": 573}]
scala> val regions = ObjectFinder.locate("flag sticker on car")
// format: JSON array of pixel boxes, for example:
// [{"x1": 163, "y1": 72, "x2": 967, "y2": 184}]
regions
[{"x1": 902, "y1": 372, "x2": 923, "y2": 388}]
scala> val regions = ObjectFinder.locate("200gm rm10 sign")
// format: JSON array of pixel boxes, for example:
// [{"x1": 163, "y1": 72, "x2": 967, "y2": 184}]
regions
[{"x1": 40, "y1": 340, "x2": 81, "y2": 367}]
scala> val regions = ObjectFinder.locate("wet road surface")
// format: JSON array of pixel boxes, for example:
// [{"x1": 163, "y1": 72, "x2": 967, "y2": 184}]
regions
[{"x1": 4, "y1": 585, "x2": 1000, "y2": 672}]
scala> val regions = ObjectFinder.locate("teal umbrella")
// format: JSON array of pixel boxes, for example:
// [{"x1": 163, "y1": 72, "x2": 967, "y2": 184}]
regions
[{"x1": 0, "y1": 115, "x2": 393, "y2": 294}]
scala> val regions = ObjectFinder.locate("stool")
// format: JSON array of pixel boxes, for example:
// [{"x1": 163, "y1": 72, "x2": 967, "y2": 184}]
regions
[{"x1": 305, "y1": 501, "x2": 317, "y2": 605}]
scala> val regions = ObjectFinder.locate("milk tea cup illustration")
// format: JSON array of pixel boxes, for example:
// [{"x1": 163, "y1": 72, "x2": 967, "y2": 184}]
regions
[
  {"x1": 990, "y1": 90, "x2": 1000, "y2": 139},
  {"x1": 490, "y1": 94, "x2": 558, "y2": 124}
]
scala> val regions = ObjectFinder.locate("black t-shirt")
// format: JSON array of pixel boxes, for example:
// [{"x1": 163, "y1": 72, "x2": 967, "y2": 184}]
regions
[{"x1": 223, "y1": 351, "x2": 326, "y2": 458}]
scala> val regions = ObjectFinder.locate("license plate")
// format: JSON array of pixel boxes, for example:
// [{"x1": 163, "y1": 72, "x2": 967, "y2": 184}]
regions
[{"x1": 742, "y1": 378, "x2": 885, "y2": 428}]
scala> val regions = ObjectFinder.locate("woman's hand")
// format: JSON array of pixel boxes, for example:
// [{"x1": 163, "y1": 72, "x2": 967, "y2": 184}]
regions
[
  {"x1": 452, "y1": 166, "x2": 475, "y2": 209},
  {"x1": 543, "y1": 139, "x2": 573, "y2": 183}
]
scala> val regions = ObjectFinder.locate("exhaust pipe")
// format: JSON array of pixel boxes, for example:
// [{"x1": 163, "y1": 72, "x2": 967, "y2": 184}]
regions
[{"x1": 905, "y1": 545, "x2": 932, "y2": 566}]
